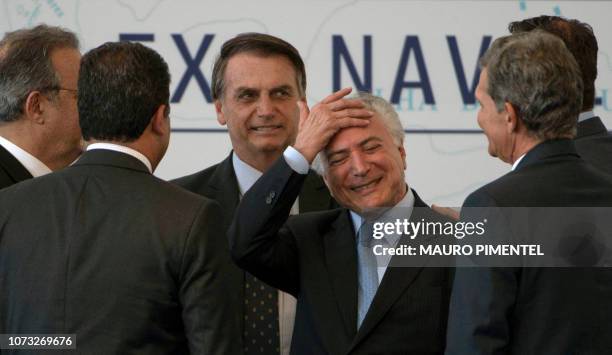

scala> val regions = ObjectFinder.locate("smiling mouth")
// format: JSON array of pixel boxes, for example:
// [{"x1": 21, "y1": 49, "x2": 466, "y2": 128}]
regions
[
  {"x1": 250, "y1": 125, "x2": 282, "y2": 132},
  {"x1": 351, "y1": 178, "x2": 382, "y2": 193}
]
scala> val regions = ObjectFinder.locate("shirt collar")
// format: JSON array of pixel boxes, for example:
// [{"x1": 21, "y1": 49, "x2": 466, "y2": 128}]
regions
[
  {"x1": 86, "y1": 143, "x2": 153, "y2": 173},
  {"x1": 578, "y1": 111, "x2": 595, "y2": 123},
  {"x1": 0, "y1": 135, "x2": 52, "y2": 177},
  {"x1": 511, "y1": 153, "x2": 527, "y2": 171},
  {"x1": 232, "y1": 152, "x2": 263, "y2": 196},
  {"x1": 350, "y1": 187, "x2": 415, "y2": 246}
]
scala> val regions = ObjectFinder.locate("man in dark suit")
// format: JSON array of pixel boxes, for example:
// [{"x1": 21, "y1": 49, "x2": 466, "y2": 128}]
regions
[
  {"x1": 445, "y1": 31, "x2": 612, "y2": 354},
  {"x1": 0, "y1": 42, "x2": 231, "y2": 354},
  {"x1": 229, "y1": 91, "x2": 453, "y2": 354},
  {"x1": 0, "y1": 25, "x2": 83, "y2": 189},
  {"x1": 509, "y1": 16, "x2": 612, "y2": 176},
  {"x1": 173, "y1": 33, "x2": 338, "y2": 355}
]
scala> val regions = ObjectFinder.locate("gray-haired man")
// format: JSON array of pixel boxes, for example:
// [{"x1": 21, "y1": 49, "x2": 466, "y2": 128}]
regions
[
  {"x1": 446, "y1": 30, "x2": 612, "y2": 355},
  {"x1": 0, "y1": 25, "x2": 82, "y2": 189},
  {"x1": 229, "y1": 91, "x2": 453, "y2": 354}
]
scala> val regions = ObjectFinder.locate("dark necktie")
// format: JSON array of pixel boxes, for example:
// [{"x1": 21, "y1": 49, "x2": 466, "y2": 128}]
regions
[{"x1": 243, "y1": 272, "x2": 280, "y2": 354}]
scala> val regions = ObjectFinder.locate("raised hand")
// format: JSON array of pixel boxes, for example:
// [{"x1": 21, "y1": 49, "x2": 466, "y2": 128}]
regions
[{"x1": 293, "y1": 87, "x2": 373, "y2": 163}]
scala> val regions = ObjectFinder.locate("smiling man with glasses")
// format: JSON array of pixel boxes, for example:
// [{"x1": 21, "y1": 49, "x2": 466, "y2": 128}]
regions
[{"x1": 0, "y1": 24, "x2": 83, "y2": 189}]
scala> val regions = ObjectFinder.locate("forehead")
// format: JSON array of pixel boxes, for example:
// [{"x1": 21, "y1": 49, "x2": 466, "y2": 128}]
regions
[
  {"x1": 326, "y1": 113, "x2": 392, "y2": 152},
  {"x1": 475, "y1": 69, "x2": 489, "y2": 98},
  {"x1": 224, "y1": 53, "x2": 298, "y2": 91}
]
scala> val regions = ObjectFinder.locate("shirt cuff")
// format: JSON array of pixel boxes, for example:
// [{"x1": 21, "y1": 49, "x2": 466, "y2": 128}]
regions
[{"x1": 283, "y1": 146, "x2": 310, "y2": 175}]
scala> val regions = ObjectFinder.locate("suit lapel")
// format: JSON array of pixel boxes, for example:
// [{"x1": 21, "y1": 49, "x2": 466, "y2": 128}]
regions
[
  {"x1": 204, "y1": 153, "x2": 241, "y2": 224},
  {"x1": 348, "y1": 190, "x2": 433, "y2": 351},
  {"x1": 349, "y1": 262, "x2": 423, "y2": 349},
  {"x1": 0, "y1": 144, "x2": 34, "y2": 184},
  {"x1": 201, "y1": 153, "x2": 246, "y2": 339},
  {"x1": 324, "y1": 210, "x2": 358, "y2": 338}
]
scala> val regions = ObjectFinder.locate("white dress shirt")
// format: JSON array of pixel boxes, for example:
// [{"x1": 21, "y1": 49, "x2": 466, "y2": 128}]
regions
[
  {"x1": 578, "y1": 110, "x2": 595, "y2": 123},
  {"x1": 0, "y1": 135, "x2": 51, "y2": 177},
  {"x1": 232, "y1": 152, "x2": 297, "y2": 355},
  {"x1": 348, "y1": 189, "x2": 415, "y2": 282},
  {"x1": 512, "y1": 153, "x2": 526, "y2": 172},
  {"x1": 87, "y1": 143, "x2": 152, "y2": 173}
]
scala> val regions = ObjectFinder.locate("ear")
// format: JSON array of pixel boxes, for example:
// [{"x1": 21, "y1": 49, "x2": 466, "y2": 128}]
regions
[
  {"x1": 215, "y1": 100, "x2": 227, "y2": 125},
  {"x1": 398, "y1": 144, "x2": 407, "y2": 170},
  {"x1": 150, "y1": 104, "x2": 169, "y2": 137},
  {"x1": 504, "y1": 102, "x2": 519, "y2": 134},
  {"x1": 23, "y1": 91, "x2": 45, "y2": 124}
]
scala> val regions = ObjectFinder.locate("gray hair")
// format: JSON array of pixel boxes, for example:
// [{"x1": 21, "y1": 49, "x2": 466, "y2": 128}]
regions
[
  {"x1": 480, "y1": 30, "x2": 582, "y2": 140},
  {"x1": 0, "y1": 24, "x2": 80, "y2": 123},
  {"x1": 312, "y1": 92, "x2": 405, "y2": 175}
]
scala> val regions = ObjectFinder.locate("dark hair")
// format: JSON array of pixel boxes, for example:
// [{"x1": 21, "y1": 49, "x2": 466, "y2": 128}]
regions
[
  {"x1": 0, "y1": 24, "x2": 79, "y2": 122},
  {"x1": 480, "y1": 31, "x2": 583, "y2": 140},
  {"x1": 211, "y1": 32, "x2": 306, "y2": 100},
  {"x1": 78, "y1": 41, "x2": 171, "y2": 142},
  {"x1": 509, "y1": 16, "x2": 598, "y2": 110}
]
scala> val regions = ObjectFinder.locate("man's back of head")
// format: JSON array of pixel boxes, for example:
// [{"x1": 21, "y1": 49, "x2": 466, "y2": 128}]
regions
[
  {"x1": 508, "y1": 16, "x2": 597, "y2": 112},
  {"x1": 78, "y1": 41, "x2": 171, "y2": 170}
]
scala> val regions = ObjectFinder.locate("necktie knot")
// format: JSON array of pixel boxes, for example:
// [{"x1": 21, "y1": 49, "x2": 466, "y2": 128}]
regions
[{"x1": 358, "y1": 221, "x2": 375, "y2": 247}]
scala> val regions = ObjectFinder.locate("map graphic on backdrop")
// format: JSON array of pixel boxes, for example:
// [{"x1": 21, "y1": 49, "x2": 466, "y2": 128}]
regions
[{"x1": 2, "y1": 0, "x2": 611, "y2": 205}]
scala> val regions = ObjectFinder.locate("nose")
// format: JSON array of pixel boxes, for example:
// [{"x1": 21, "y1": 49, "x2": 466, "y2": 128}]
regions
[
  {"x1": 350, "y1": 151, "x2": 370, "y2": 177},
  {"x1": 256, "y1": 95, "x2": 274, "y2": 119}
]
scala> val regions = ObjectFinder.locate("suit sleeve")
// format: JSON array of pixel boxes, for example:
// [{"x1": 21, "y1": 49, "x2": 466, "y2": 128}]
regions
[
  {"x1": 228, "y1": 156, "x2": 306, "y2": 297},
  {"x1": 445, "y1": 191, "x2": 519, "y2": 355},
  {"x1": 179, "y1": 198, "x2": 240, "y2": 355}
]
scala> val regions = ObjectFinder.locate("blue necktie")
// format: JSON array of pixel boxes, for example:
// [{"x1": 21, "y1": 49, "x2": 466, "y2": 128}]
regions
[{"x1": 357, "y1": 221, "x2": 379, "y2": 328}]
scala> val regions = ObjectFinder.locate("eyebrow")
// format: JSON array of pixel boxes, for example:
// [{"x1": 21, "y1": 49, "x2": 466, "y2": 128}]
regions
[
  {"x1": 270, "y1": 85, "x2": 294, "y2": 92},
  {"x1": 234, "y1": 87, "x2": 257, "y2": 95},
  {"x1": 234, "y1": 84, "x2": 295, "y2": 93}
]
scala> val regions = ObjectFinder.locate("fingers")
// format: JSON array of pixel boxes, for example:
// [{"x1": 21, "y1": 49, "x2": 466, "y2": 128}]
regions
[
  {"x1": 333, "y1": 108, "x2": 373, "y2": 119},
  {"x1": 321, "y1": 87, "x2": 353, "y2": 104},
  {"x1": 336, "y1": 117, "x2": 371, "y2": 129},
  {"x1": 328, "y1": 98, "x2": 366, "y2": 112}
]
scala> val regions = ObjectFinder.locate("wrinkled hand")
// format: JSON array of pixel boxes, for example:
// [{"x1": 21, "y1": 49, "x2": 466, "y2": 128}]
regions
[
  {"x1": 431, "y1": 204, "x2": 460, "y2": 221},
  {"x1": 293, "y1": 87, "x2": 373, "y2": 163}
]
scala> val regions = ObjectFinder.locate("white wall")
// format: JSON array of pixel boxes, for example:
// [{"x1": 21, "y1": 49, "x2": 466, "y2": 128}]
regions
[{"x1": 2, "y1": 0, "x2": 610, "y2": 205}]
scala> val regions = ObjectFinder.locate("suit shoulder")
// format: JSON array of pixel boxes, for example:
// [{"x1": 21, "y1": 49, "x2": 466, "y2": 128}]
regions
[
  {"x1": 153, "y1": 174, "x2": 217, "y2": 206},
  {"x1": 462, "y1": 176, "x2": 509, "y2": 207},
  {"x1": 0, "y1": 168, "x2": 13, "y2": 189},
  {"x1": 171, "y1": 163, "x2": 220, "y2": 192}
]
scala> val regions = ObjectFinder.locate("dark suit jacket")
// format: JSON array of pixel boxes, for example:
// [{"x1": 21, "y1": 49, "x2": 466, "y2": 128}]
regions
[
  {"x1": 446, "y1": 139, "x2": 612, "y2": 355},
  {"x1": 0, "y1": 149, "x2": 232, "y2": 355},
  {"x1": 575, "y1": 116, "x2": 612, "y2": 176},
  {"x1": 172, "y1": 152, "x2": 336, "y2": 354},
  {"x1": 0, "y1": 144, "x2": 33, "y2": 189},
  {"x1": 228, "y1": 157, "x2": 453, "y2": 355}
]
